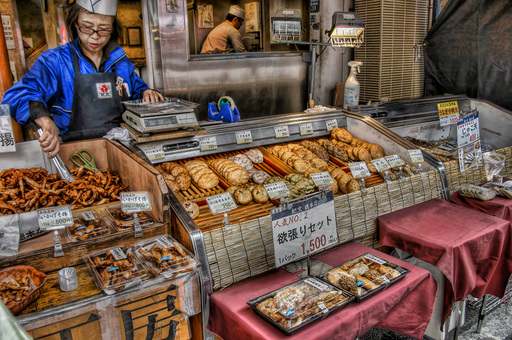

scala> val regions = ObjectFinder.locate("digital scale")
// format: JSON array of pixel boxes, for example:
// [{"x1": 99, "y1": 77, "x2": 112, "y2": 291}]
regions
[{"x1": 122, "y1": 97, "x2": 199, "y2": 133}]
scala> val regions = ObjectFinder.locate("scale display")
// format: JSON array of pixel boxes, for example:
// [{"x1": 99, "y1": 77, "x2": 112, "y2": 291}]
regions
[{"x1": 122, "y1": 110, "x2": 198, "y2": 133}]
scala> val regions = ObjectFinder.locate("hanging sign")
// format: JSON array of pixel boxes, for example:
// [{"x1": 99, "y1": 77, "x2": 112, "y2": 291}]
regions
[
  {"x1": 235, "y1": 130, "x2": 253, "y2": 144},
  {"x1": 143, "y1": 145, "x2": 164, "y2": 161},
  {"x1": 0, "y1": 105, "x2": 15, "y2": 153},
  {"x1": 325, "y1": 119, "x2": 338, "y2": 132},
  {"x1": 408, "y1": 149, "x2": 424, "y2": 163},
  {"x1": 200, "y1": 136, "x2": 218, "y2": 151},
  {"x1": 272, "y1": 191, "x2": 337, "y2": 267},
  {"x1": 1, "y1": 15, "x2": 15, "y2": 50},
  {"x1": 457, "y1": 112, "x2": 480, "y2": 148},
  {"x1": 120, "y1": 192, "x2": 152, "y2": 213},
  {"x1": 299, "y1": 123, "x2": 314, "y2": 136},
  {"x1": 38, "y1": 205, "x2": 74, "y2": 231},
  {"x1": 348, "y1": 162, "x2": 371, "y2": 179},
  {"x1": 437, "y1": 101, "x2": 459, "y2": 126},
  {"x1": 206, "y1": 192, "x2": 237, "y2": 215},
  {"x1": 274, "y1": 125, "x2": 290, "y2": 138}
]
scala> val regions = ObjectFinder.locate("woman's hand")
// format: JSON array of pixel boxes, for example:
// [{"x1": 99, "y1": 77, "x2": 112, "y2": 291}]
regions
[
  {"x1": 143, "y1": 89, "x2": 164, "y2": 104},
  {"x1": 34, "y1": 116, "x2": 60, "y2": 159}
]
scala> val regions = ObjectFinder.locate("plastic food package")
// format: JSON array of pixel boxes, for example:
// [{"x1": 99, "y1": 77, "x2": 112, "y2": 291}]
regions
[
  {"x1": 66, "y1": 210, "x2": 112, "y2": 242},
  {"x1": 132, "y1": 235, "x2": 199, "y2": 279},
  {"x1": 105, "y1": 205, "x2": 155, "y2": 231},
  {"x1": 86, "y1": 246, "x2": 147, "y2": 295},
  {"x1": 483, "y1": 152, "x2": 506, "y2": 181},
  {"x1": 460, "y1": 184, "x2": 497, "y2": 201},
  {"x1": 248, "y1": 277, "x2": 353, "y2": 334},
  {"x1": 319, "y1": 253, "x2": 409, "y2": 300}
]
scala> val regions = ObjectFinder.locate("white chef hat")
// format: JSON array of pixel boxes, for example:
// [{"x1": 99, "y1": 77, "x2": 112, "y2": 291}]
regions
[
  {"x1": 229, "y1": 5, "x2": 245, "y2": 20},
  {"x1": 76, "y1": 0, "x2": 118, "y2": 16}
]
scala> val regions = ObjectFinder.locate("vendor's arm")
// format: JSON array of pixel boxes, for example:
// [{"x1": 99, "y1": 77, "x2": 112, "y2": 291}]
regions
[
  {"x1": 34, "y1": 116, "x2": 60, "y2": 158},
  {"x1": 227, "y1": 26, "x2": 247, "y2": 53},
  {"x1": 143, "y1": 89, "x2": 164, "y2": 103}
]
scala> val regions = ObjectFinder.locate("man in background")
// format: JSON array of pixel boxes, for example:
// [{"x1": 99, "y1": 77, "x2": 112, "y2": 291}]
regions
[{"x1": 201, "y1": 5, "x2": 246, "y2": 54}]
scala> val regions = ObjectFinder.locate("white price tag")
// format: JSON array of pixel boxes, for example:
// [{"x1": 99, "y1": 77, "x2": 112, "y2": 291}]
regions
[
  {"x1": 299, "y1": 123, "x2": 314, "y2": 136},
  {"x1": 348, "y1": 161, "x2": 371, "y2": 178},
  {"x1": 235, "y1": 130, "x2": 253, "y2": 144},
  {"x1": 38, "y1": 205, "x2": 74, "y2": 231},
  {"x1": 371, "y1": 158, "x2": 391, "y2": 172},
  {"x1": 0, "y1": 105, "x2": 16, "y2": 153},
  {"x1": 309, "y1": 172, "x2": 334, "y2": 186},
  {"x1": 304, "y1": 278, "x2": 331, "y2": 292},
  {"x1": 408, "y1": 149, "x2": 424, "y2": 163},
  {"x1": 437, "y1": 101, "x2": 459, "y2": 126},
  {"x1": 156, "y1": 236, "x2": 174, "y2": 249},
  {"x1": 120, "y1": 191, "x2": 152, "y2": 213},
  {"x1": 363, "y1": 253, "x2": 387, "y2": 265},
  {"x1": 272, "y1": 191, "x2": 338, "y2": 267},
  {"x1": 325, "y1": 119, "x2": 338, "y2": 132},
  {"x1": 384, "y1": 154, "x2": 405, "y2": 168},
  {"x1": 274, "y1": 125, "x2": 290, "y2": 138},
  {"x1": 81, "y1": 211, "x2": 96, "y2": 221},
  {"x1": 143, "y1": 145, "x2": 165, "y2": 161},
  {"x1": 200, "y1": 136, "x2": 218, "y2": 151},
  {"x1": 457, "y1": 112, "x2": 480, "y2": 148},
  {"x1": 206, "y1": 192, "x2": 237, "y2": 215},
  {"x1": 110, "y1": 247, "x2": 127, "y2": 261},
  {"x1": 264, "y1": 181, "x2": 291, "y2": 199}
]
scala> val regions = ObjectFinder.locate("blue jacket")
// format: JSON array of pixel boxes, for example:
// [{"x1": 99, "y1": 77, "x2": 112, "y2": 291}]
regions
[{"x1": 2, "y1": 39, "x2": 148, "y2": 134}]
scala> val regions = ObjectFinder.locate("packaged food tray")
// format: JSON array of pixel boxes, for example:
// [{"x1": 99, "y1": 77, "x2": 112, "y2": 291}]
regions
[
  {"x1": 65, "y1": 210, "x2": 112, "y2": 242},
  {"x1": 105, "y1": 205, "x2": 155, "y2": 231}
]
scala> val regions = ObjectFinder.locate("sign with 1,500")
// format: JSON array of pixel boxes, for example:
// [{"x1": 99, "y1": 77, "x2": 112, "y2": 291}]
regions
[{"x1": 271, "y1": 191, "x2": 337, "y2": 267}]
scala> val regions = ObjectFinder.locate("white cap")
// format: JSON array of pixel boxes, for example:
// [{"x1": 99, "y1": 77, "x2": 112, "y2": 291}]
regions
[
  {"x1": 229, "y1": 5, "x2": 245, "y2": 20},
  {"x1": 76, "y1": 0, "x2": 118, "y2": 16}
]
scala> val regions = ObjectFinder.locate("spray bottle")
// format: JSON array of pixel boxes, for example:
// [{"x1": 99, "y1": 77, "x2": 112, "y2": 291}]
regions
[{"x1": 343, "y1": 61, "x2": 363, "y2": 109}]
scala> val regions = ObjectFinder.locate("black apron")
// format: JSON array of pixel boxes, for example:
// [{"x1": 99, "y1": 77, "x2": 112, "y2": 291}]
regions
[{"x1": 62, "y1": 46, "x2": 126, "y2": 142}]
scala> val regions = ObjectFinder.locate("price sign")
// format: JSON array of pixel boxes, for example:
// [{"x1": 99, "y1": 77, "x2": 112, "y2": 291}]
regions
[
  {"x1": 457, "y1": 112, "x2": 480, "y2": 148},
  {"x1": 200, "y1": 136, "x2": 218, "y2": 151},
  {"x1": 38, "y1": 205, "x2": 74, "y2": 231},
  {"x1": 384, "y1": 154, "x2": 405, "y2": 168},
  {"x1": 371, "y1": 158, "x2": 391, "y2": 172},
  {"x1": 235, "y1": 130, "x2": 253, "y2": 144},
  {"x1": 81, "y1": 211, "x2": 96, "y2": 221},
  {"x1": 143, "y1": 145, "x2": 164, "y2": 161},
  {"x1": 458, "y1": 140, "x2": 481, "y2": 172},
  {"x1": 110, "y1": 247, "x2": 127, "y2": 261},
  {"x1": 325, "y1": 119, "x2": 338, "y2": 132},
  {"x1": 348, "y1": 161, "x2": 371, "y2": 179},
  {"x1": 299, "y1": 123, "x2": 314, "y2": 136},
  {"x1": 121, "y1": 191, "x2": 152, "y2": 213},
  {"x1": 264, "y1": 181, "x2": 291, "y2": 199},
  {"x1": 206, "y1": 192, "x2": 237, "y2": 214},
  {"x1": 272, "y1": 191, "x2": 338, "y2": 267},
  {"x1": 156, "y1": 236, "x2": 174, "y2": 249},
  {"x1": 309, "y1": 172, "x2": 334, "y2": 186},
  {"x1": 408, "y1": 149, "x2": 424, "y2": 163},
  {"x1": 274, "y1": 125, "x2": 290, "y2": 138},
  {"x1": 437, "y1": 101, "x2": 459, "y2": 126},
  {"x1": 0, "y1": 105, "x2": 16, "y2": 153}
]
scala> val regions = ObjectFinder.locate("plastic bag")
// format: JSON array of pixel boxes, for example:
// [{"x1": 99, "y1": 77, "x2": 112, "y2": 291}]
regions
[
  {"x1": 0, "y1": 214, "x2": 20, "y2": 256},
  {"x1": 483, "y1": 151, "x2": 506, "y2": 182},
  {"x1": 103, "y1": 127, "x2": 131, "y2": 142}
]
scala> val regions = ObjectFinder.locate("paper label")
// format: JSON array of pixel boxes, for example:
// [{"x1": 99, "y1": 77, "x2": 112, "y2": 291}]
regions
[
  {"x1": 457, "y1": 112, "x2": 480, "y2": 148},
  {"x1": 325, "y1": 119, "x2": 338, "y2": 132},
  {"x1": 363, "y1": 253, "x2": 387, "y2": 265},
  {"x1": 458, "y1": 140, "x2": 482, "y2": 172},
  {"x1": 371, "y1": 158, "x2": 391, "y2": 172},
  {"x1": 1, "y1": 15, "x2": 15, "y2": 50},
  {"x1": 235, "y1": 130, "x2": 253, "y2": 144},
  {"x1": 121, "y1": 191, "x2": 152, "y2": 213},
  {"x1": 264, "y1": 181, "x2": 291, "y2": 199},
  {"x1": 304, "y1": 278, "x2": 331, "y2": 292},
  {"x1": 200, "y1": 136, "x2": 218, "y2": 151},
  {"x1": 274, "y1": 125, "x2": 290, "y2": 138},
  {"x1": 38, "y1": 205, "x2": 74, "y2": 231},
  {"x1": 384, "y1": 154, "x2": 405, "y2": 168},
  {"x1": 408, "y1": 149, "x2": 424, "y2": 163},
  {"x1": 0, "y1": 106, "x2": 16, "y2": 153},
  {"x1": 299, "y1": 123, "x2": 314, "y2": 136},
  {"x1": 81, "y1": 211, "x2": 96, "y2": 221},
  {"x1": 110, "y1": 247, "x2": 127, "y2": 261},
  {"x1": 348, "y1": 162, "x2": 371, "y2": 178},
  {"x1": 206, "y1": 193, "x2": 237, "y2": 214},
  {"x1": 438, "y1": 101, "x2": 459, "y2": 126},
  {"x1": 309, "y1": 172, "x2": 334, "y2": 186},
  {"x1": 156, "y1": 236, "x2": 174, "y2": 249},
  {"x1": 143, "y1": 145, "x2": 165, "y2": 161}
]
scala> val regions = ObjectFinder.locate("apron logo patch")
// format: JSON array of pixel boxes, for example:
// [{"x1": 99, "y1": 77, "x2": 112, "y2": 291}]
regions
[{"x1": 96, "y1": 82, "x2": 113, "y2": 99}]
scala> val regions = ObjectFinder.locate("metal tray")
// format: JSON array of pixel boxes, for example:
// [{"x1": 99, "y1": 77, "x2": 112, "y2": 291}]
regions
[
  {"x1": 318, "y1": 253, "x2": 410, "y2": 301},
  {"x1": 247, "y1": 276, "x2": 354, "y2": 335},
  {"x1": 124, "y1": 97, "x2": 198, "y2": 116}
]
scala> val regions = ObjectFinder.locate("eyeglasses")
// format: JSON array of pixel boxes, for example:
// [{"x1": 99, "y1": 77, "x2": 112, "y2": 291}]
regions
[{"x1": 78, "y1": 26, "x2": 113, "y2": 37}]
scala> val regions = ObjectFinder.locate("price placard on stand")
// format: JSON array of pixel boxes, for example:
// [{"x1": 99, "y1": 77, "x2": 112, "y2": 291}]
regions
[
  {"x1": 200, "y1": 136, "x2": 218, "y2": 151},
  {"x1": 348, "y1": 162, "x2": 371, "y2": 178},
  {"x1": 325, "y1": 119, "x2": 338, "y2": 132},
  {"x1": 271, "y1": 191, "x2": 337, "y2": 267},
  {"x1": 120, "y1": 191, "x2": 152, "y2": 213},
  {"x1": 299, "y1": 123, "x2": 313, "y2": 136},
  {"x1": 274, "y1": 125, "x2": 290, "y2": 138},
  {"x1": 437, "y1": 101, "x2": 459, "y2": 126},
  {"x1": 408, "y1": 149, "x2": 424, "y2": 163},
  {"x1": 38, "y1": 205, "x2": 74, "y2": 231},
  {"x1": 371, "y1": 158, "x2": 391, "y2": 172},
  {"x1": 309, "y1": 172, "x2": 333, "y2": 186},
  {"x1": 143, "y1": 145, "x2": 164, "y2": 162},
  {"x1": 264, "y1": 182, "x2": 291, "y2": 199},
  {"x1": 457, "y1": 112, "x2": 480, "y2": 148},
  {"x1": 458, "y1": 140, "x2": 482, "y2": 172},
  {"x1": 206, "y1": 192, "x2": 237, "y2": 215},
  {"x1": 0, "y1": 105, "x2": 16, "y2": 153},
  {"x1": 235, "y1": 130, "x2": 253, "y2": 144},
  {"x1": 384, "y1": 154, "x2": 405, "y2": 168}
]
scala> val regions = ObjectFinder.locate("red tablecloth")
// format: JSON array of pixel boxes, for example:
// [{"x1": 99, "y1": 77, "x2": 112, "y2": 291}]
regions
[
  {"x1": 377, "y1": 198, "x2": 512, "y2": 323},
  {"x1": 207, "y1": 242, "x2": 437, "y2": 340},
  {"x1": 451, "y1": 190, "x2": 512, "y2": 222}
]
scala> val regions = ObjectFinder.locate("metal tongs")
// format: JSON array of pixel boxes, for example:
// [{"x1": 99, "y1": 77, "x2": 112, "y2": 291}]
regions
[{"x1": 37, "y1": 128, "x2": 75, "y2": 182}]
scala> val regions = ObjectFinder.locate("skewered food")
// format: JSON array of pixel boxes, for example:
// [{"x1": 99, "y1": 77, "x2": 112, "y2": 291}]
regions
[
  {"x1": 184, "y1": 160, "x2": 219, "y2": 189},
  {"x1": 208, "y1": 158, "x2": 249, "y2": 186}
]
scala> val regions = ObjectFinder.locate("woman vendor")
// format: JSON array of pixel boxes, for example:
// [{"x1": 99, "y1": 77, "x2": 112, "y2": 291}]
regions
[{"x1": 2, "y1": 0, "x2": 163, "y2": 158}]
